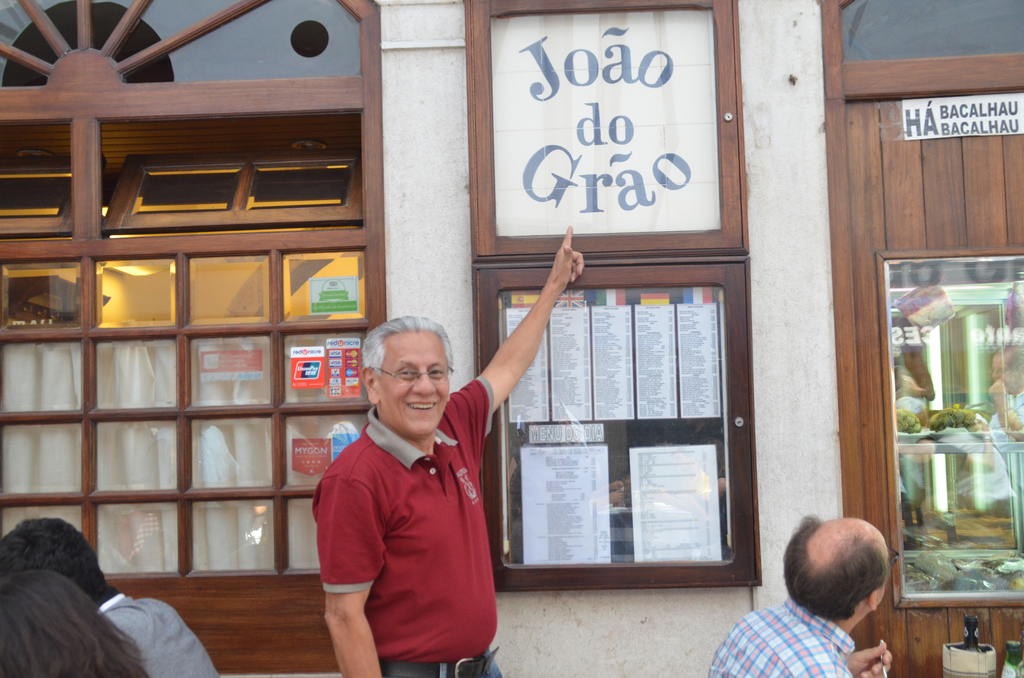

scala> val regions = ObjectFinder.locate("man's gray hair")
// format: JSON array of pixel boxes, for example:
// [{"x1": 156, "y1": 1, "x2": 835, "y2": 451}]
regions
[{"x1": 363, "y1": 316, "x2": 454, "y2": 371}]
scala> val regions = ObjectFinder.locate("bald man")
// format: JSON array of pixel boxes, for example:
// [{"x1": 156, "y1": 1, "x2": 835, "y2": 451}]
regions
[{"x1": 709, "y1": 516, "x2": 894, "y2": 677}]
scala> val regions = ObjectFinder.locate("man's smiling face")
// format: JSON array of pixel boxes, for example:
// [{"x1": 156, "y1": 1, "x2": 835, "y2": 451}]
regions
[{"x1": 365, "y1": 331, "x2": 451, "y2": 453}]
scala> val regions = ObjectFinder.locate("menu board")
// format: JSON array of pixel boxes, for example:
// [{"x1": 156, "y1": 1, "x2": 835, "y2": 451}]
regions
[
  {"x1": 503, "y1": 286, "x2": 728, "y2": 565},
  {"x1": 504, "y1": 288, "x2": 723, "y2": 424}
]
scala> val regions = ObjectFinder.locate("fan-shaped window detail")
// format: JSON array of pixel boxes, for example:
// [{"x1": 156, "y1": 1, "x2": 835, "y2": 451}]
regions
[
  {"x1": 843, "y1": 0, "x2": 1024, "y2": 62},
  {"x1": 0, "y1": 0, "x2": 359, "y2": 88}
]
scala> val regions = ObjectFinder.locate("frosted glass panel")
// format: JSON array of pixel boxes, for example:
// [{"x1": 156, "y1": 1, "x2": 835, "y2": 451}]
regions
[
  {"x1": 192, "y1": 500, "x2": 274, "y2": 571},
  {"x1": 97, "y1": 503, "x2": 178, "y2": 574},
  {"x1": 2, "y1": 505, "x2": 80, "y2": 535},
  {"x1": 96, "y1": 259, "x2": 175, "y2": 327},
  {"x1": 96, "y1": 421, "x2": 177, "y2": 491},
  {"x1": 284, "y1": 414, "x2": 365, "y2": 487},
  {"x1": 190, "y1": 335, "x2": 270, "y2": 406},
  {"x1": 1, "y1": 342, "x2": 81, "y2": 411},
  {"x1": 189, "y1": 255, "x2": 269, "y2": 324},
  {"x1": 1, "y1": 424, "x2": 80, "y2": 493},
  {"x1": 192, "y1": 418, "x2": 271, "y2": 489},
  {"x1": 284, "y1": 332, "x2": 364, "y2": 404},
  {"x1": 287, "y1": 498, "x2": 318, "y2": 570},
  {"x1": 97, "y1": 340, "x2": 176, "y2": 409}
]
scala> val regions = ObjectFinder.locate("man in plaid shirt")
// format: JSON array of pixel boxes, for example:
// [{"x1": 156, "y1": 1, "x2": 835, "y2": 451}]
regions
[{"x1": 709, "y1": 516, "x2": 894, "y2": 677}]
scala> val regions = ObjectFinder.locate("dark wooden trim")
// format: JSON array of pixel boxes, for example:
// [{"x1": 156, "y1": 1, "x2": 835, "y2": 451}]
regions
[
  {"x1": 491, "y1": 0, "x2": 712, "y2": 15},
  {"x1": 465, "y1": 0, "x2": 746, "y2": 258},
  {"x1": 100, "y1": 0, "x2": 152, "y2": 58},
  {"x1": 18, "y1": 0, "x2": 71, "y2": 57},
  {"x1": 116, "y1": 0, "x2": 271, "y2": 76},
  {"x1": 0, "y1": 42, "x2": 54, "y2": 77},
  {"x1": 0, "y1": 75, "x2": 364, "y2": 122},
  {"x1": 843, "y1": 53, "x2": 1024, "y2": 100},
  {"x1": 70, "y1": 117, "x2": 101, "y2": 240},
  {"x1": 475, "y1": 261, "x2": 758, "y2": 590},
  {"x1": 76, "y1": 0, "x2": 92, "y2": 49},
  {"x1": 104, "y1": 151, "x2": 363, "y2": 234}
]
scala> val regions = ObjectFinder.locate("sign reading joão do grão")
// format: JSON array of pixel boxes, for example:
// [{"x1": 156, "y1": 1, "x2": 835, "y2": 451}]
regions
[{"x1": 490, "y1": 11, "x2": 721, "y2": 237}]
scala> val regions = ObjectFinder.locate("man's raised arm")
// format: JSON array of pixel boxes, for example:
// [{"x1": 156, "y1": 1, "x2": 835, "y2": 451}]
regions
[{"x1": 480, "y1": 226, "x2": 584, "y2": 412}]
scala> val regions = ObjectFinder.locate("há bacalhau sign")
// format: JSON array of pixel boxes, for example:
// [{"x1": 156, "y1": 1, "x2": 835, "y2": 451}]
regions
[
  {"x1": 491, "y1": 11, "x2": 721, "y2": 237},
  {"x1": 902, "y1": 92, "x2": 1023, "y2": 141}
]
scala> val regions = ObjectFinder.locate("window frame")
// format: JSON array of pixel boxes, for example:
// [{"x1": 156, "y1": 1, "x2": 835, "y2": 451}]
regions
[{"x1": 0, "y1": 1, "x2": 384, "y2": 673}]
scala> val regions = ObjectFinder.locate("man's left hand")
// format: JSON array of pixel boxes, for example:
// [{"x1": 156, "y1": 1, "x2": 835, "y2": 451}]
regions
[{"x1": 848, "y1": 641, "x2": 892, "y2": 677}]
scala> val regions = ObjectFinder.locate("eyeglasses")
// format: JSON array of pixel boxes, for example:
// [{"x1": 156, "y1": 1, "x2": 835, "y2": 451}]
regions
[
  {"x1": 888, "y1": 547, "x2": 900, "y2": 567},
  {"x1": 373, "y1": 366, "x2": 452, "y2": 383}
]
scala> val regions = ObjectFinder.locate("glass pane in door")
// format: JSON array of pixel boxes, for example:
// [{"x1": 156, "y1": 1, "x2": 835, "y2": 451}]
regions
[
  {"x1": 96, "y1": 259, "x2": 176, "y2": 327},
  {"x1": 192, "y1": 500, "x2": 274, "y2": 571}
]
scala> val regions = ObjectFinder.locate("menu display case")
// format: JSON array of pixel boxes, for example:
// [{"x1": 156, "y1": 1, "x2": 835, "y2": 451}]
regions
[
  {"x1": 888, "y1": 255, "x2": 1024, "y2": 599},
  {"x1": 476, "y1": 262, "x2": 757, "y2": 590}
]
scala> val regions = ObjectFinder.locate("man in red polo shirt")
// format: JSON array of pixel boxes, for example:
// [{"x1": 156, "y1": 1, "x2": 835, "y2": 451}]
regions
[{"x1": 314, "y1": 229, "x2": 584, "y2": 678}]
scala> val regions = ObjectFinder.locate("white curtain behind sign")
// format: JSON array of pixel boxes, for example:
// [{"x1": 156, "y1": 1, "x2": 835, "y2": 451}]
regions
[
  {"x1": 96, "y1": 340, "x2": 176, "y2": 409},
  {"x1": 97, "y1": 503, "x2": 177, "y2": 574},
  {"x1": 1, "y1": 424, "x2": 80, "y2": 494},
  {"x1": 2, "y1": 342, "x2": 81, "y2": 411},
  {"x1": 193, "y1": 500, "x2": 274, "y2": 571}
]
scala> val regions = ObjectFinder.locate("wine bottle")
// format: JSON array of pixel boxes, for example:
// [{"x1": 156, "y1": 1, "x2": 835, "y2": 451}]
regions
[
  {"x1": 1002, "y1": 640, "x2": 1021, "y2": 678},
  {"x1": 956, "y1": 615, "x2": 992, "y2": 653}
]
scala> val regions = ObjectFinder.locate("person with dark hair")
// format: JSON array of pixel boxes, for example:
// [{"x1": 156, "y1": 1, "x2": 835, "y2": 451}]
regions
[
  {"x1": 0, "y1": 518, "x2": 218, "y2": 678},
  {"x1": 314, "y1": 229, "x2": 584, "y2": 678},
  {"x1": 0, "y1": 569, "x2": 149, "y2": 678},
  {"x1": 708, "y1": 516, "x2": 894, "y2": 677}
]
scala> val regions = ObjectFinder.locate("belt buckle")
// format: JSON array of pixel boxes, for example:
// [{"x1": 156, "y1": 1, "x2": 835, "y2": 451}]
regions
[{"x1": 453, "y1": 657, "x2": 473, "y2": 678}]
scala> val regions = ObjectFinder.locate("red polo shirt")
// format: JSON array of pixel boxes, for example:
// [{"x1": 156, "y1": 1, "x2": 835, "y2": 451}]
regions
[{"x1": 313, "y1": 378, "x2": 496, "y2": 662}]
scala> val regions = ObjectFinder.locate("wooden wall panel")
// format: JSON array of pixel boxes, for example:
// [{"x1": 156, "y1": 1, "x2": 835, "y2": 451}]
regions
[
  {"x1": 907, "y1": 608, "x2": 950, "y2": 678},
  {"x1": 1006, "y1": 136, "x2": 1024, "y2": 245},
  {"x1": 963, "y1": 136, "x2": 1008, "y2": 247},
  {"x1": 879, "y1": 101, "x2": 925, "y2": 249},
  {"x1": 990, "y1": 608, "x2": 1024, "y2": 666},
  {"x1": 922, "y1": 138, "x2": 968, "y2": 249},
  {"x1": 843, "y1": 101, "x2": 888, "y2": 523}
]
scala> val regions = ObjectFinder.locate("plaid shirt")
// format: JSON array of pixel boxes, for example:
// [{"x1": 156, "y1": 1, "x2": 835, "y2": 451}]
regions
[{"x1": 708, "y1": 599, "x2": 855, "y2": 677}]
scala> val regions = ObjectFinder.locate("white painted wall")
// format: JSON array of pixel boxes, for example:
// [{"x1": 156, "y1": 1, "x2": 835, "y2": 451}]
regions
[{"x1": 295, "y1": 1, "x2": 843, "y2": 677}]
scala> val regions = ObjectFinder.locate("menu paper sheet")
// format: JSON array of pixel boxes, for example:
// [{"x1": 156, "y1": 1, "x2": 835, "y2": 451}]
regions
[
  {"x1": 629, "y1": 444, "x2": 722, "y2": 562},
  {"x1": 634, "y1": 305, "x2": 678, "y2": 419},
  {"x1": 506, "y1": 307, "x2": 550, "y2": 422},
  {"x1": 591, "y1": 305, "x2": 635, "y2": 420},
  {"x1": 521, "y1": 445, "x2": 611, "y2": 564},
  {"x1": 677, "y1": 303, "x2": 721, "y2": 418},
  {"x1": 549, "y1": 307, "x2": 593, "y2": 421}
]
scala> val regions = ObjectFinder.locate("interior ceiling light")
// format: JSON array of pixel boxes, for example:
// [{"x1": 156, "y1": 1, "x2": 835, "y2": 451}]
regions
[
  {"x1": 290, "y1": 139, "x2": 327, "y2": 151},
  {"x1": 15, "y1": 148, "x2": 54, "y2": 157}
]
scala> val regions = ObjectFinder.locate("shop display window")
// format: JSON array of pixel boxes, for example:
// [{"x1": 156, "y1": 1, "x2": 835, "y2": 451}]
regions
[
  {"x1": 888, "y1": 255, "x2": 1024, "y2": 598},
  {"x1": 96, "y1": 340, "x2": 177, "y2": 409},
  {"x1": 189, "y1": 255, "x2": 270, "y2": 325},
  {"x1": 2, "y1": 262, "x2": 80, "y2": 329},
  {"x1": 192, "y1": 500, "x2": 274, "y2": 571},
  {"x1": 1, "y1": 424, "x2": 81, "y2": 494},
  {"x1": 191, "y1": 418, "x2": 272, "y2": 489},
  {"x1": 190, "y1": 335, "x2": 271, "y2": 407},
  {"x1": 96, "y1": 421, "x2": 177, "y2": 491},
  {"x1": 283, "y1": 251, "x2": 365, "y2": 322},
  {"x1": 96, "y1": 260, "x2": 176, "y2": 328},
  {"x1": 284, "y1": 414, "x2": 367, "y2": 487},
  {"x1": 283, "y1": 332, "x2": 364, "y2": 404},
  {"x1": 1, "y1": 342, "x2": 82, "y2": 412},
  {"x1": 97, "y1": 503, "x2": 178, "y2": 574},
  {"x1": 287, "y1": 497, "x2": 319, "y2": 570}
]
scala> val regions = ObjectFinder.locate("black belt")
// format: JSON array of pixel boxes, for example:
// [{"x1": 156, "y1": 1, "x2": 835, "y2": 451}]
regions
[{"x1": 380, "y1": 648, "x2": 497, "y2": 678}]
